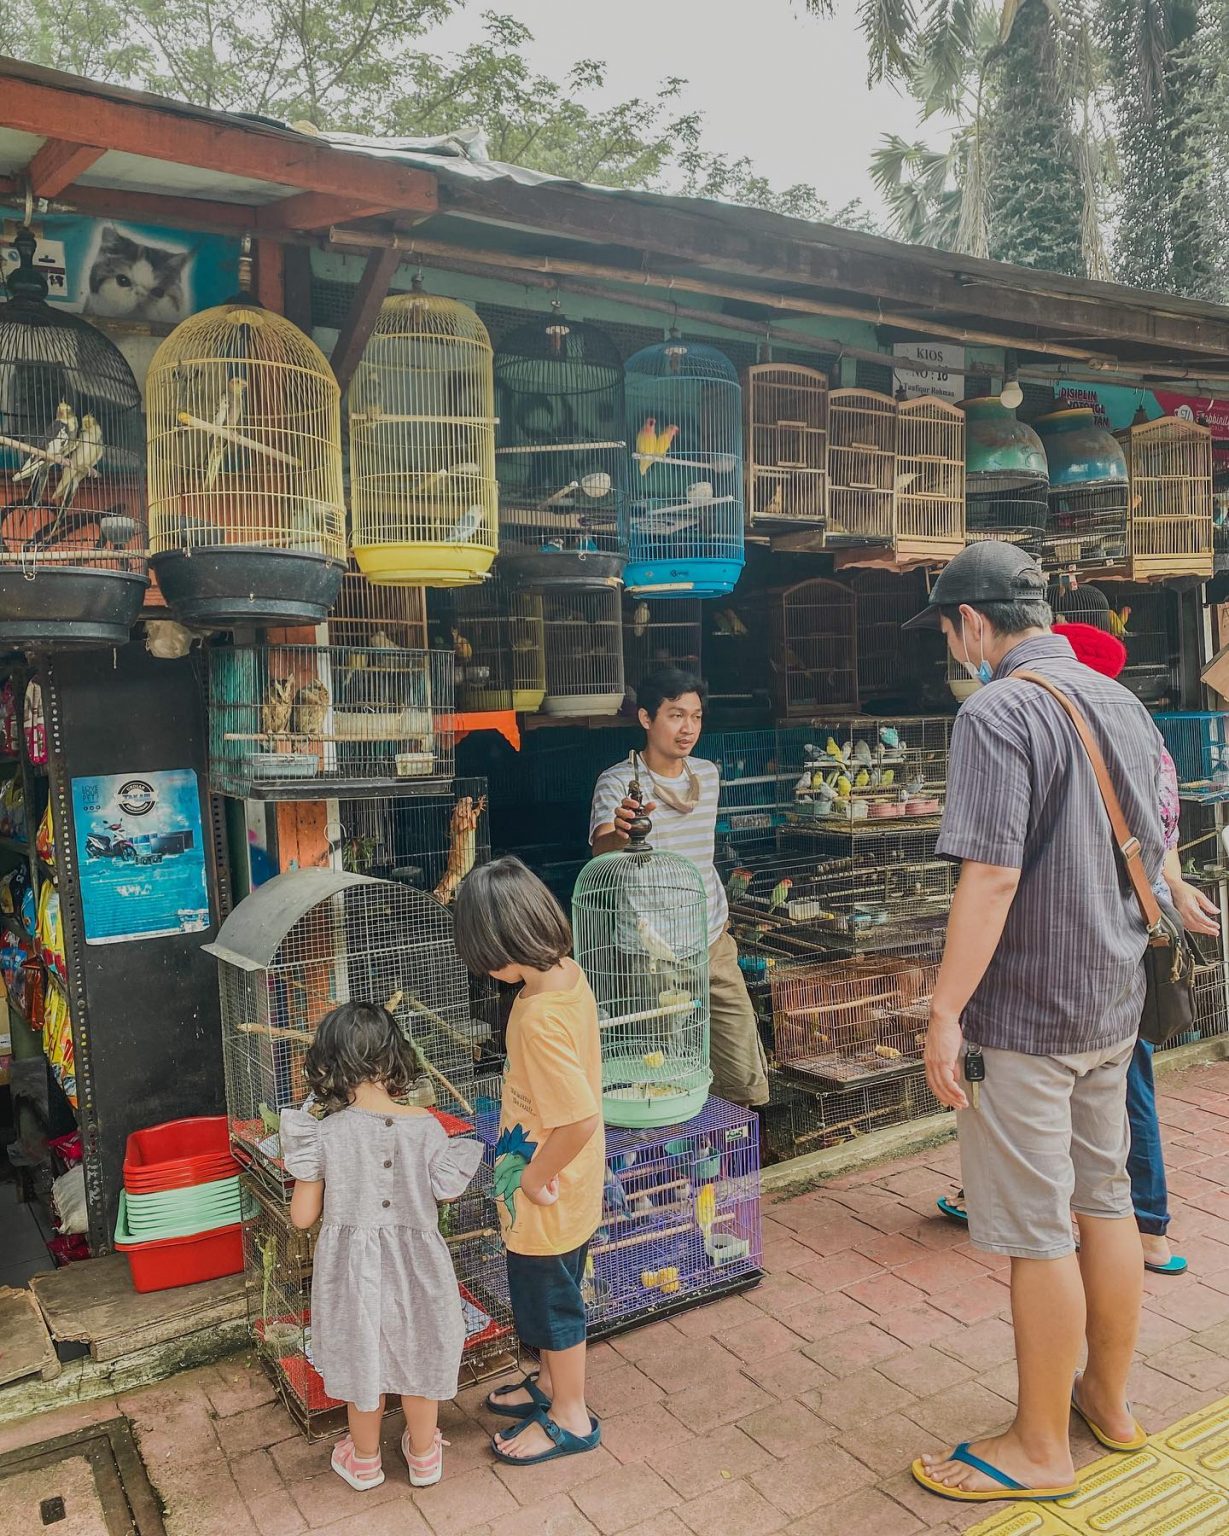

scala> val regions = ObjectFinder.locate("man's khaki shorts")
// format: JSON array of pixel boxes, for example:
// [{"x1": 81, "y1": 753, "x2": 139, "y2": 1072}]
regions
[
  {"x1": 708, "y1": 930, "x2": 769, "y2": 1108},
  {"x1": 957, "y1": 1035, "x2": 1135, "y2": 1260}
]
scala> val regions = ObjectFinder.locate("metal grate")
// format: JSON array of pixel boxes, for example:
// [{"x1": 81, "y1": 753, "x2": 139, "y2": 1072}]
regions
[
  {"x1": 965, "y1": 479, "x2": 1048, "y2": 559},
  {"x1": 782, "y1": 716, "x2": 950, "y2": 826},
  {"x1": 701, "y1": 727, "x2": 812, "y2": 849},
  {"x1": 771, "y1": 577, "x2": 859, "y2": 716},
  {"x1": 1153, "y1": 713, "x2": 1229, "y2": 803},
  {"x1": 850, "y1": 570, "x2": 939, "y2": 704},
  {"x1": 1108, "y1": 582, "x2": 1178, "y2": 707}
]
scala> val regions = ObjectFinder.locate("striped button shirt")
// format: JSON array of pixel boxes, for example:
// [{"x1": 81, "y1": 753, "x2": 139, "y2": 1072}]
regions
[
  {"x1": 590, "y1": 756, "x2": 728, "y2": 944},
  {"x1": 936, "y1": 633, "x2": 1167, "y2": 1056}
]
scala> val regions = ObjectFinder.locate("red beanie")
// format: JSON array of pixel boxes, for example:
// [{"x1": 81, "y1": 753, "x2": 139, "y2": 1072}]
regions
[{"x1": 1053, "y1": 620, "x2": 1127, "y2": 679}]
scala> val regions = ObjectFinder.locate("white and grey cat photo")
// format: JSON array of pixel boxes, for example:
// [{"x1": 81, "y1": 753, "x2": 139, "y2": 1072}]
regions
[{"x1": 82, "y1": 225, "x2": 192, "y2": 324}]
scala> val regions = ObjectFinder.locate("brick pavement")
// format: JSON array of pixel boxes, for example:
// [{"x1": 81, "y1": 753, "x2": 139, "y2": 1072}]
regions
[{"x1": 7, "y1": 1057, "x2": 1229, "y2": 1536}]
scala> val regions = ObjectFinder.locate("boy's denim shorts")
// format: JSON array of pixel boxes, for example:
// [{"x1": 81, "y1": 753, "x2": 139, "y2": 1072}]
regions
[{"x1": 505, "y1": 1240, "x2": 591, "y2": 1351}]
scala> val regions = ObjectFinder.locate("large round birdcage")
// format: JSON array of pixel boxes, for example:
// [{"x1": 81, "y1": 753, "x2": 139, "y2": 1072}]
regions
[
  {"x1": 0, "y1": 226, "x2": 148, "y2": 647},
  {"x1": 573, "y1": 820, "x2": 711, "y2": 1127},
  {"x1": 1037, "y1": 408, "x2": 1129, "y2": 574},
  {"x1": 962, "y1": 396, "x2": 1049, "y2": 559},
  {"x1": 349, "y1": 282, "x2": 497, "y2": 589},
  {"x1": 146, "y1": 299, "x2": 345, "y2": 625}
]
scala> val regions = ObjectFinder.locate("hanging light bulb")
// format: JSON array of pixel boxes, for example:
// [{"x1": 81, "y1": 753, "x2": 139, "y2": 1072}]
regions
[{"x1": 999, "y1": 350, "x2": 1023, "y2": 411}]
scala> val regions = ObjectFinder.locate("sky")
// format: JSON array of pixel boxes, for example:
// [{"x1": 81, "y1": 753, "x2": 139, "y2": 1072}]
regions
[{"x1": 424, "y1": 0, "x2": 931, "y2": 218}]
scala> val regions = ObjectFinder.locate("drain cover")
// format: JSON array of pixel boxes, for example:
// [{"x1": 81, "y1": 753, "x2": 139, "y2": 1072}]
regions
[{"x1": 0, "y1": 1419, "x2": 164, "y2": 1536}]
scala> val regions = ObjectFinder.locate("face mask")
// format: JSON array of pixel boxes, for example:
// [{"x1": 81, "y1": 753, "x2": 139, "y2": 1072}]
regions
[{"x1": 959, "y1": 619, "x2": 994, "y2": 686}]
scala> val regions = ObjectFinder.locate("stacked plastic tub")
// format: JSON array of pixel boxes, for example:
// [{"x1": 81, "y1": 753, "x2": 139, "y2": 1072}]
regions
[{"x1": 114, "y1": 1115, "x2": 245, "y2": 1292}]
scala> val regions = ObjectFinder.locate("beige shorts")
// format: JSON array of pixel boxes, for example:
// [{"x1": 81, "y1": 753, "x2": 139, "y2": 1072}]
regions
[
  {"x1": 958, "y1": 1035, "x2": 1135, "y2": 1260},
  {"x1": 708, "y1": 930, "x2": 770, "y2": 1108}
]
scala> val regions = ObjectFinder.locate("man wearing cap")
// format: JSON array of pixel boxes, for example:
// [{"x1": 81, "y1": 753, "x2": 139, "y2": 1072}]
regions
[{"x1": 904, "y1": 541, "x2": 1168, "y2": 1505}]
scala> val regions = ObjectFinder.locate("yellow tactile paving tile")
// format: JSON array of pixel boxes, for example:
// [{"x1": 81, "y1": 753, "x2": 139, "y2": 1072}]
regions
[
  {"x1": 957, "y1": 1508, "x2": 1075, "y2": 1536},
  {"x1": 1153, "y1": 1399, "x2": 1229, "y2": 1484}
]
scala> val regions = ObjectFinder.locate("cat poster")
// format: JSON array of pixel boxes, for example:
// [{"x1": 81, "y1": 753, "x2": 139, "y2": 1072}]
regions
[{"x1": 2, "y1": 215, "x2": 240, "y2": 325}]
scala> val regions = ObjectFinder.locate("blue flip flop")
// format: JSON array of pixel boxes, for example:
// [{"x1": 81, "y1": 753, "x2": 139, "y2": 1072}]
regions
[
  {"x1": 911, "y1": 1443, "x2": 1077, "y2": 1503},
  {"x1": 485, "y1": 1372, "x2": 551, "y2": 1419},
  {"x1": 1144, "y1": 1254, "x2": 1188, "y2": 1276},
  {"x1": 936, "y1": 1195, "x2": 968, "y2": 1224},
  {"x1": 492, "y1": 1407, "x2": 601, "y2": 1466}
]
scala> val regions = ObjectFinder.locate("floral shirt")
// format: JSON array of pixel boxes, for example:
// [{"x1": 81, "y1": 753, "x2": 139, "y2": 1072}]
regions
[{"x1": 1159, "y1": 747, "x2": 1180, "y2": 853}]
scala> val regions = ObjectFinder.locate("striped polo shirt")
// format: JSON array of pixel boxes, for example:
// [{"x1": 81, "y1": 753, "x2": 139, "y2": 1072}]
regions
[
  {"x1": 937, "y1": 632, "x2": 1168, "y2": 1056},
  {"x1": 590, "y1": 755, "x2": 728, "y2": 944}
]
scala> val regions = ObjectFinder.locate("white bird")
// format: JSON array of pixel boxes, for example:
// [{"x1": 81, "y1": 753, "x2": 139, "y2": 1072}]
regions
[
  {"x1": 15, "y1": 401, "x2": 77, "y2": 505},
  {"x1": 52, "y1": 414, "x2": 103, "y2": 506},
  {"x1": 635, "y1": 913, "x2": 679, "y2": 970},
  {"x1": 632, "y1": 601, "x2": 650, "y2": 639},
  {"x1": 203, "y1": 377, "x2": 247, "y2": 490},
  {"x1": 445, "y1": 504, "x2": 486, "y2": 544},
  {"x1": 852, "y1": 739, "x2": 874, "y2": 768}
]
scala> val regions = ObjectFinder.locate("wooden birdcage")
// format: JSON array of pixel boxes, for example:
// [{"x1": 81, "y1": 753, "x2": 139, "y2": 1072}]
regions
[
  {"x1": 494, "y1": 307, "x2": 627, "y2": 589},
  {"x1": 623, "y1": 596, "x2": 703, "y2": 701},
  {"x1": 349, "y1": 281, "x2": 497, "y2": 588},
  {"x1": 147, "y1": 299, "x2": 345, "y2": 626},
  {"x1": 1037, "y1": 409, "x2": 1129, "y2": 575},
  {"x1": 1117, "y1": 416, "x2": 1214, "y2": 580},
  {"x1": 771, "y1": 578, "x2": 858, "y2": 717},
  {"x1": 451, "y1": 572, "x2": 546, "y2": 712},
  {"x1": 744, "y1": 363, "x2": 828, "y2": 527},
  {"x1": 329, "y1": 560, "x2": 426, "y2": 650},
  {"x1": 0, "y1": 226, "x2": 148, "y2": 647},
  {"x1": 624, "y1": 333, "x2": 744, "y2": 598},
  {"x1": 894, "y1": 397, "x2": 964, "y2": 561},
  {"x1": 540, "y1": 587, "x2": 625, "y2": 717},
  {"x1": 826, "y1": 389, "x2": 895, "y2": 544},
  {"x1": 962, "y1": 396, "x2": 1048, "y2": 558}
]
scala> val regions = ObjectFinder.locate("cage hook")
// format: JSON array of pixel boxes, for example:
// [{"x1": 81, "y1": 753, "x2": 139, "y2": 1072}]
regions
[{"x1": 22, "y1": 180, "x2": 33, "y2": 229}]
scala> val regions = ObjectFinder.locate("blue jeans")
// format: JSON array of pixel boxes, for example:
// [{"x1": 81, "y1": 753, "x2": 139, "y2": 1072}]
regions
[{"x1": 1126, "y1": 1039, "x2": 1169, "y2": 1236}]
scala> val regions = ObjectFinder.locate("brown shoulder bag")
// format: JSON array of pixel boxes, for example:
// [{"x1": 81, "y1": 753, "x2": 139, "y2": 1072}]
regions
[{"x1": 1015, "y1": 669, "x2": 1198, "y2": 1047}]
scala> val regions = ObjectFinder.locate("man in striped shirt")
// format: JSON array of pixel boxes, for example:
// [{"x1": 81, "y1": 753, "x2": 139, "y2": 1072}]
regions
[{"x1": 589, "y1": 666, "x2": 769, "y2": 1108}]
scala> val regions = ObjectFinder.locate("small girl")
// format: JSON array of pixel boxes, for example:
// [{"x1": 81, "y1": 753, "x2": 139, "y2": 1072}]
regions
[{"x1": 280, "y1": 1001, "x2": 483, "y2": 1491}]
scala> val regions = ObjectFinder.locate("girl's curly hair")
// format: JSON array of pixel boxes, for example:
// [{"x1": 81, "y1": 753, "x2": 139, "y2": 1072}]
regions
[{"x1": 302, "y1": 1002, "x2": 421, "y2": 1115}]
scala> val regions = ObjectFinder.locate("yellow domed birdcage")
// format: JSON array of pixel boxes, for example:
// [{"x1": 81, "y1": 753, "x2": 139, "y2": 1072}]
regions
[
  {"x1": 349, "y1": 282, "x2": 497, "y2": 588},
  {"x1": 146, "y1": 300, "x2": 346, "y2": 626}
]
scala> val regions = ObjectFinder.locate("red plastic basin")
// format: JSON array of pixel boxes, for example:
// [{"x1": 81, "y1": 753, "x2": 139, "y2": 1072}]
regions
[
  {"x1": 114, "y1": 1220, "x2": 243, "y2": 1294},
  {"x1": 124, "y1": 1156, "x2": 237, "y2": 1193},
  {"x1": 124, "y1": 1116, "x2": 231, "y2": 1176}
]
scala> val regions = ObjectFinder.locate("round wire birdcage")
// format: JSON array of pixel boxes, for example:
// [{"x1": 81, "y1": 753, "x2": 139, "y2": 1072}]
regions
[
  {"x1": 349, "y1": 282, "x2": 497, "y2": 589},
  {"x1": 573, "y1": 819, "x2": 711, "y2": 1126},
  {"x1": 494, "y1": 307, "x2": 627, "y2": 589},
  {"x1": 0, "y1": 226, "x2": 148, "y2": 647},
  {"x1": 146, "y1": 298, "x2": 345, "y2": 625},
  {"x1": 624, "y1": 333, "x2": 744, "y2": 598}
]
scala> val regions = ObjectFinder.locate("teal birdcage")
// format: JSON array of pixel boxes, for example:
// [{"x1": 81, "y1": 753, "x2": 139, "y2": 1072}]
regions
[
  {"x1": 1037, "y1": 409, "x2": 1129, "y2": 574},
  {"x1": 573, "y1": 779, "x2": 711, "y2": 1127},
  {"x1": 624, "y1": 333, "x2": 744, "y2": 598},
  {"x1": 962, "y1": 396, "x2": 1049, "y2": 559}
]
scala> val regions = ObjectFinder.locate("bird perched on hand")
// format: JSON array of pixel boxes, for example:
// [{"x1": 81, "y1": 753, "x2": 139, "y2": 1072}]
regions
[
  {"x1": 1107, "y1": 605, "x2": 1133, "y2": 638},
  {"x1": 203, "y1": 377, "x2": 246, "y2": 490},
  {"x1": 292, "y1": 679, "x2": 330, "y2": 737},
  {"x1": 445, "y1": 504, "x2": 486, "y2": 544},
  {"x1": 52, "y1": 413, "x2": 103, "y2": 507},
  {"x1": 15, "y1": 400, "x2": 76, "y2": 506},
  {"x1": 636, "y1": 417, "x2": 679, "y2": 475},
  {"x1": 769, "y1": 877, "x2": 793, "y2": 914},
  {"x1": 726, "y1": 867, "x2": 753, "y2": 903}
]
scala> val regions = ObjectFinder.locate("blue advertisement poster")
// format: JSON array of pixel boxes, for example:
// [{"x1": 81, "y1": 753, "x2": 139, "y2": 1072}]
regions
[{"x1": 71, "y1": 770, "x2": 211, "y2": 945}]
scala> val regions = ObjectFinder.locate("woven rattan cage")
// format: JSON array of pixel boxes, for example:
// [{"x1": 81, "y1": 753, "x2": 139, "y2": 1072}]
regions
[
  {"x1": 450, "y1": 572, "x2": 546, "y2": 712},
  {"x1": 0, "y1": 226, "x2": 148, "y2": 647},
  {"x1": 894, "y1": 396, "x2": 964, "y2": 561},
  {"x1": 745, "y1": 363, "x2": 828, "y2": 528},
  {"x1": 540, "y1": 587, "x2": 625, "y2": 717},
  {"x1": 1117, "y1": 416, "x2": 1214, "y2": 580},
  {"x1": 826, "y1": 389, "x2": 895, "y2": 544},
  {"x1": 349, "y1": 282, "x2": 497, "y2": 588},
  {"x1": 771, "y1": 578, "x2": 858, "y2": 717},
  {"x1": 146, "y1": 299, "x2": 345, "y2": 625}
]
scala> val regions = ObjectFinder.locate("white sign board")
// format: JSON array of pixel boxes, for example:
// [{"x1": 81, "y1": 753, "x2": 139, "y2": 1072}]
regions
[{"x1": 892, "y1": 342, "x2": 965, "y2": 403}]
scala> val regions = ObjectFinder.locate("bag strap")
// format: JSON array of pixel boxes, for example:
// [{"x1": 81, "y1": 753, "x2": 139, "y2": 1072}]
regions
[{"x1": 1014, "y1": 668, "x2": 1164, "y2": 935}]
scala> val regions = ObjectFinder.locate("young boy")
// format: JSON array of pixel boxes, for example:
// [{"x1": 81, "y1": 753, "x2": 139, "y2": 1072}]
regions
[{"x1": 453, "y1": 856, "x2": 604, "y2": 1466}]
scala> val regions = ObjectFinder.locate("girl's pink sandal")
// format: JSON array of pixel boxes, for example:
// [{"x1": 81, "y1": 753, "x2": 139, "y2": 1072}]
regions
[
  {"x1": 403, "y1": 1427, "x2": 447, "y2": 1487},
  {"x1": 330, "y1": 1435, "x2": 385, "y2": 1490}
]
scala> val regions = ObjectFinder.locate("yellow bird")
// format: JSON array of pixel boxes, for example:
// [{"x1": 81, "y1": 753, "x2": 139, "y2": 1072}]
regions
[
  {"x1": 853, "y1": 768, "x2": 870, "y2": 789},
  {"x1": 636, "y1": 416, "x2": 680, "y2": 476},
  {"x1": 836, "y1": 775, "x2": 852, "y2": 797},
  {"x1": 695, "y1": 1182, "x2": 716, "y2": 1233},
  {"x1": 1107, "y1": 605, "x2": 1132, "y2": 638},
  {"x1": 825, "y1": 736, "x2": 845, "y2": 762}
]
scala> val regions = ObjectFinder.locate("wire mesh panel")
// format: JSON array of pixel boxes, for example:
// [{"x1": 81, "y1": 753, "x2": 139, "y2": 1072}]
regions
[
  {"x1": 208, "y1": 644, "x2": 455, "y2": 799},
  {"x1": 349, "y1": 282, "x2": 497, "y2": 588},
  {"x1": 451, "y1": 574, "x2": 546, "y2": 712},
  {"x1": 329, "y1": 560, "x2": 427, "y2": 650},
  {"x1": 494, "y1": 309, "x2": 627, "y2": 589},
  {"x1": 1153, "y1": 713, "x2": 1229, "y2": 803},
  {"x1": 763, "y1": 1064, "x2": 944, "y2": 1161},
  {"x1": 851, "y1": 570, "x2": 944, "y2": 706},
  {"x1": 0, "y1": 226, "x2": 148, "y2": 647},
  {"x1": 745, "y1": 363, "x2": 828, "y2": 527},
  {"x1": 624, "y1": 334, "x2": 744, "y2": 598},
  {"x1": 541, "y1": 587, "x2": 625, "y2": 716},
  {"x1": 1037, "y1": 409, "x2": 1129, "y2": 575},
  {"x1": 771, "y1": 578, "x2": 859, "y2": 716},
  {"x1": 573, "y1": 839, "x2": 712, "y2": 1127},
  {"x1": 826, "y1": 389, "x2": 896, "y2": 544},
  {"x1": 1106, "y1": 582, "x2": 1178, "y2": 706},
  {"x1": 333, "y1": 779, "x2": 490, "y2": 902},
  {"x1": 783, "y1": 716, "x2": 950, "y2": 825},
  {"x1": 623, "y1": 597, "x2": 703, "y2": 700},
  {"x1": 147, "y1": 299, "x2": 345, "y2": 625},
  {"x1": 1158, "y1": 952, "x2": 1229, "y2": 1051},
  {"x1": 701, "y1": 727, "x2": 811, "y2": 847},
  {"x1": 962, "y1": 396, "x2": 1049, "y2": 559},
  {"x1": 1118, "y1": 416, "x2": 1214, "y2": 579},
  {"x1": 894, "y1": 396, "x2": 964, "y2": 561}
]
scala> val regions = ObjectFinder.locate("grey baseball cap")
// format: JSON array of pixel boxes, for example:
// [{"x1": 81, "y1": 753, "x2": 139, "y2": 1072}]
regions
[{"x1": 902, "y1": 540, "x2": 1048, "y2": 630}]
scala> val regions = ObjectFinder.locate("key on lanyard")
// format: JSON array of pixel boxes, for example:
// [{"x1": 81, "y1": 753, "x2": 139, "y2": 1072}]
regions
[{"x1": 964, "y1": 1046, "x2": 984, "y2": 1111}]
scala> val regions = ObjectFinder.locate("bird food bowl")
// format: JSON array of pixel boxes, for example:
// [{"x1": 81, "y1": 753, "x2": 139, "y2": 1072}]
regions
[
  {"x1": 395, "y1": 751, "x2": 435, "y2": 778},
  {"x1": 540, "y1": 690, "x2": 625, "y2": 718},
  {"x1": 247, "y1": 751, "x2": 320, "y2": 781},
  {"x1": 705, "y1": 1231, "x2": 751, "y2": 1267},
  {"x1": 0, "y1": 568, "x2": 148, "y2": 649}
]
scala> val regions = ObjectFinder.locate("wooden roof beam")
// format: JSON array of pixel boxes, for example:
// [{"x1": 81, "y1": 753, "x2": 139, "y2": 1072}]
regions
[
  {"x1": 25, "y1": 139, "x2": 104, "y2": 198},
  {"x1": 329, "y1": 244, "x2": 401, "y2": 395}
]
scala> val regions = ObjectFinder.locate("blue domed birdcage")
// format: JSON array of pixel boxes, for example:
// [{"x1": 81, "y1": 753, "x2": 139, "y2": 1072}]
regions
[
  {"x1": 962, "y1": 396, "x2": 1049, "y2": 559},
  {"x1": 1036, "y1": 408, "x2": 1129, "y2": 574},
  {"x1": 494, "y1": 307, "x2": 627, "y2": 589},
  {"x1": 624, "y1": 333, "x2": 744, "y2": 598}
]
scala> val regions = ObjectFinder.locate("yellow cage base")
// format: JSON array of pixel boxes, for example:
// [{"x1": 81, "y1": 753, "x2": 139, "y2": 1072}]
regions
[
  {"x1": 466, "y1": 688, "x2": 546, "y2": 713},
  {"x1": 353, "y1": 543, "x2": 495, "y2": 588}
]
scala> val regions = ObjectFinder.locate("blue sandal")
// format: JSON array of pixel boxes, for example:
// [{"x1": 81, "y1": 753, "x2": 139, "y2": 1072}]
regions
[
  {"x1": 492, "y1": 1407, "x2": 601, "y2": 1466},
  {"x1": 911, "y1": 1443, "x2": 1077, "y2": 1503},
  {"x1": 1144, "y1": 1254, "x2": 1188, "y2": 1276},
  {"x1": 485, "y1": 1372, "x2": 551, "y2": 1419},
  {"x1": 936, "y1": 1194, "x2": 968, "y2": 1224}
]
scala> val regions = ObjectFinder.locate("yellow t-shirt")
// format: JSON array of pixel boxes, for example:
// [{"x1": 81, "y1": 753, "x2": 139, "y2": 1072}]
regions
[{"x1": 495, "y1": 965, "x2": 604, "y2": 1256}]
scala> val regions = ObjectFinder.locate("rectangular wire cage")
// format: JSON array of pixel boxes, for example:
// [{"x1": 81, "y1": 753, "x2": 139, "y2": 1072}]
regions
[
  {"x1": 826, "y1": 389, "x2": 896, "y2": 544},
  {"x1": 701, "y1": 727, "x2": 812, "y2": 848},
  {"x1": 450, "y1": 575, "x2": 546, "y2": 713},
  {"x1": 745, "y1": 363, "x2": 828, "y2": 527},
  {"x1": 1118, "y1": 417, "x2": 1214, "y2": 580},
  {"x1": 540, "y1": 588, "x2": 626, "y2": 717},
  {"x1": 763, "y1": 1064, "x2": 944, "y2": 1162},
  {"x1": 1100, "y1": 583, "x2": 1179, "y2": 707},
  {"x1": 1158, "y1": 949, "x2": 1229, "y2": 1052},
  {"x1": 770, "y1": 578, "x2": 859, "y2": 717},
  {"x1": 623, "y1": 597, "x2": 703, "y2": 700},
  {"x1": 782, "y1": 716, "x2": 951, "y2": 827},
  {"x1": 894, "y1": 397, "x2": 965, "y2": 562},
  {"x1": 1153, "y1": 713, "x2": 1229, "y2": 803},
  {"x1": 333, "y1": 779, "x2": 490, "y2": 904},
  {"x1": 329, "y1": 560, "x2": 427, "y2": 650},
  {"x1": 1044, "y1": 486, "x2": 1131, "y2": 575},
  {"x1": 207, "y1": 644, "x2": 455, "y2": 799},
  {"x1": 850, "y1": 570, "x2": 947, "y2": 708}
]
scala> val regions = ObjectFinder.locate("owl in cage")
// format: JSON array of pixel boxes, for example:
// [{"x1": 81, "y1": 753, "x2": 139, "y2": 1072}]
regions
[
  {"x1": 261, "y1": 677, "x2": 295, "y2": 739},
  {"x1": 293, "y1": 680, "x2": 330, "y2": 737}
]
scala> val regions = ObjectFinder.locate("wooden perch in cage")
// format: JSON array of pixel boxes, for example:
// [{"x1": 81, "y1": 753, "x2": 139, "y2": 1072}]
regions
[
  {"x1": 177, "y1": 412, "x2": 302, "y2": 468},
  {"x1": 445, "y1": 1227, "x2": 497, "y2": 1247},
  {"x1": 400, "y1": 990, "x2": 482, "y2": 1069},
  {"x1": 0, "y1": 432, "x2": 100, "y2": 478},
  {"x1": 590, "y1": 1211, "x2": 734, "y2": 1258},
  {"x1": 597, "y1": 998, "x2": 697, "y2": 1031}
]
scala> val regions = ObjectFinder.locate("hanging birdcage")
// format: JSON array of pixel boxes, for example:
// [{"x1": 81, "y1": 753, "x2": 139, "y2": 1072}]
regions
[
  {"x1": 1117, "y1": 416, "x2": 1214, "y2": 580},
  {"x1": 332, "y1": 779, "x2": 490, "y2": 902},
  {"x1": 851, "y1": 570, "x2": 944, "y2": 707},
  {"x1": 826, "y1": 389, "x2": 896, "y2": 544},
  {"x1": 0, "y1": 226, "x2": 148, "y2": 647},
  {"x1": 623, "y1": 596, "x2": 703, "y2": 700},
  {"x1": 782, "y1": 715, "x2": 950, "y2": 827},
  {"x1": 962, "y1": 396, "x2": 1048, "y2": 558},
  {"x1": 1036, "y1": 409, "x2": 1129, "y2": 575},
  {"x1": 894, "y1": 396, "x2": 964, "y2": 561},
  {"x1": 146, "y1": 300, "x2": 345, "y2": 626},
  {"x1": 330, "y1": 560, "x2": 426, "y2": 650},
  {"x1": 207, "y1": 643, "x2": 455, "y2": 798},
  {"x1": 744, "y1": 363, "x2": 828, "y2": 527},
  {"x1": 573, "y1": 794, "x2": 712, "y2": 1127},
  {"x1": 494, "y1": 309, "x2": 627, "y2": 589},
  {"x1": 450, "y1": 573, "x2": 546, "y2": 712},
  {"x1": 624, "y1": 333, "x2": 744, "y2": 598},
  {"x1": 770, "y1": 578, "x2": 858, "y2": 717},
  {"x1": 540, "y1": 587, "x2": 625, "y2": 717},
  {"x1": 349, "y1": 282, "x2": 497, "y2": 588}
]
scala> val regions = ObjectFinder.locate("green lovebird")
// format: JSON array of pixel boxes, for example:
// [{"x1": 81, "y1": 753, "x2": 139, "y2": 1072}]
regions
[
  {"x1": 769, "y1": 877, "x2": 793, "y2": 913},
  {"x1": 726, "y1": 867, "x2": 753, "y2": 904}
]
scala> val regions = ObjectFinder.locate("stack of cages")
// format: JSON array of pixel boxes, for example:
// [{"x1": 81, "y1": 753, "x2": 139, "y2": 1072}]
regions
[
  {"x1": 622, "y1": 596, "x2": 703, "y2": 706},
  {"x1": 781, "y1": 715, "x2": 951, "y2": 827},
  {"x1": 1036, "y1": 409, "x2": 1130, "y2": 576},
  {"x1": 493, "y1": 309, "x2": 628, "y2": 590},
  {"x1": 207, "y1": 872, "x2": 512, "y2": 1434},
  {"x1": 770, "y1": 577, "x2": 859, "y2": 717},
  {"x1": 703, "y1": 727, "x2": 813, "y2": 857},
  {"x1": 826, "y1": 389, "x2": 896, "y2": 544},
  {"x1": 744, "y1": 362, "x2": 828, "y2": 529},
  {"x1": 762, "y1": 1048, "x2": 944, "y2": 1161},
  {"x1": 330, "y1": 560, "x2": 427, "y2": 650},
  {"x1": 539, "y1": 586, "x2": 626, "y2": 717},
  {"x1": 962, "y1": 396, "x2": 1049, "y2": 559},
  {"x1": 1118, "y1": 416, "x2": 1214, "y2": 581},
  {"x1": 1153, "y1": 713, "x2": 1229, "y2": 804},
  {"x1": 447, "y1": 571, "x2": 546, "y2": 713},
  {"x1": 894, "y1": 397, "x2": 965, "y2": 563}
]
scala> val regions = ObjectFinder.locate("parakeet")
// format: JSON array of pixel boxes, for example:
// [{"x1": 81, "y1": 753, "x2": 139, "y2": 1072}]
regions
[
  {"x1": 445, "y1": 505, "x2": 486, "y2": 544},
  {"x1": 853, "y1": 767, "x2": 871, "y2": 789},
  {"x1": 881, "y1": 769, "x2": 894, "y2": 789},
  {"x1": 261, "y1": 677, "x2": 295, "y2": 738},
  {"x1": 852, "y1": 739, "x2": 874, "y2": 768},
  {"x1": 695, "y1": 1182, "x2": 716, "y2": 1233},
  {"x1": 722, "y1": 608, "x2": 748, "y2": 638},
  {"x1": 726, "y1": 867, "x2": 753, "y2": 903},
  {"x1": 794, "y1": 771, "x2": 814, "y2": 796},
  {"x1": 203, "y1": 376, "x2": 247, "y2": 490},
  {"x1": 835, "y1": 775, "x2": 852, "y2": 797},
  {"x1": 760, "y1": 483, "x2": 784, "y2": 519},
  {"x1": 769, "y1": 877, "x2": 793, "y2": 914},
  {"x1": 631, "y1": 601, "x2": 650, "y2": 639},
  {"x1": 15, "y1": 400, "x2": 76, "y2": 505},
  {"x1": 1108, "y1": 605, "x2": 1133, "y2": 638},
  {"x1": 825, "y1": 737, "x2": 845, "y2": 762},
  {"x1": 52, "y1": 413, "x2": 103, "y2": 506},
  {"x1": 878, "y1": 725, "x2": 901, "y2": 751},
  {"x1": 292, "y1": 679, "x2": 330, "y2": 737}
]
